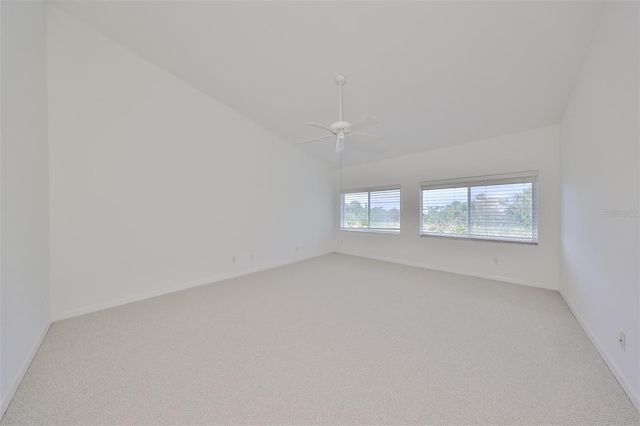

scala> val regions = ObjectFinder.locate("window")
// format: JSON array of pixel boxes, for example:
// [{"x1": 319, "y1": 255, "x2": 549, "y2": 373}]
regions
[
  {"x1": 420, "y1": 172, "x2": 537, "y2": 243},
  {"x1": 341, "y1": 186, "x2": 400, "y2": 233}
]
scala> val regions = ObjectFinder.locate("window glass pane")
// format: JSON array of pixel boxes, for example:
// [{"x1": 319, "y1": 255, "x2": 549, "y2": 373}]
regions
[
  {"x1": 370, "y1": 190, "x2": 400, "y2": 229},
  {"x1": 470, "y1": 183, "x2": 533, "y2": 239},
  {"x1": 422, "y1": 187, "x2": 468, "y2": 235},
  {"x1": 342, "y1": 192, "x2": 369, "y2": 228},
  {"x1": 341, "y1": 188, "x2": 401, "y2": 232},
  {"x1": 421, "y1": 173, "x2": 537, "y2": 243}
]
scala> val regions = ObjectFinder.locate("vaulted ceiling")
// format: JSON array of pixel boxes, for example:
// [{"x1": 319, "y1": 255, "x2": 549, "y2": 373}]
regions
[{"x1": 51, "y1": 1, "x2": 604, "y2": 167}]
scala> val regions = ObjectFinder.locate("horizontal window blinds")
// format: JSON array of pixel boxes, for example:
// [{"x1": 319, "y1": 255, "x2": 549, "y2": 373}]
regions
[
  {"x1": 421, "y1": 172, "x2": 537, "y2": 243},
  {"x1": 342, "y1": 187, "x2": 400, "y2": 233}
]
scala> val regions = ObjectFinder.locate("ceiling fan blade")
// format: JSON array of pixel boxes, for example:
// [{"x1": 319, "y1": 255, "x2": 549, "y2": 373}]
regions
[
  {"x1": 307, "y1": 123, "x2": 333, "y2": 132},
  {"x1": 349, "y1": 116, "x2": 379, "y2": 132},
  {"x1": 299, "y1": 134, "x2": 332, "y2": 144},
  {"x1": 350, "y1": 133, "x2": 383, "y2": 141}
]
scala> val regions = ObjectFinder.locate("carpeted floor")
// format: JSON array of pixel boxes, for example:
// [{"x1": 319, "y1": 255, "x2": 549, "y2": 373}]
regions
[{"x1": 2, "y1": 254, "x2": 638, "y2": 425}]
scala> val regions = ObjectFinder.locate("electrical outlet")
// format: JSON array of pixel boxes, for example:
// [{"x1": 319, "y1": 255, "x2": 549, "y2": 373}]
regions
[
  {"x1": 232, "y1": 256, "x2": 236, "y2": 263},
  {"x1": 249, "y1": 254, "x2": 253, "y2": 261},
  {"x1": 619, "y1": 332, "x2": 626, "y2": 351}
]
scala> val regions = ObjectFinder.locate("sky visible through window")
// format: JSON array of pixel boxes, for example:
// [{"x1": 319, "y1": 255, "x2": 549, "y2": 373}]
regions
[{"x1": 422, "y1": 184, "x2": 528, "y2": 209}]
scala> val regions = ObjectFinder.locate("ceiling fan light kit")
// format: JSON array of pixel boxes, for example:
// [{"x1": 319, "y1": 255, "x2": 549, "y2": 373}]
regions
[{"x1": 299, "y1": 74, "x2": 382, "y2": 152}]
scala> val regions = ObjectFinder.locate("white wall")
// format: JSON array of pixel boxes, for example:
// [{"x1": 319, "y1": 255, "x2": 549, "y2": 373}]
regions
[
  {"x1": 559, "y1": 2, "x2": 639, "y2": 410},
  {"x1": 0, "y1": 0, "x2": 51, "y2": 417},
  {"x1": 335, "y1": 125, "x2": 561, "y2": 290},
  {"x1": 47, "y1": 6, "x2": 334, "y2": 321}
]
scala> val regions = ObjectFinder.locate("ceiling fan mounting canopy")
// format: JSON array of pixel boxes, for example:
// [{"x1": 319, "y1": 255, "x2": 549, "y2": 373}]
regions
[{"x1": 299, "y1": 74, "x2": 382, "y2": 152}]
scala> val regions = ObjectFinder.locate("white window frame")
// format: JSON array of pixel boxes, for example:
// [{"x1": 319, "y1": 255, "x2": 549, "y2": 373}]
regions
[
  {"x1": 341, "y1": 185, "x2": 401, "y2": 234},
  {"x1": 420, "y1": 171, "x2": 538, "y2": 244}
]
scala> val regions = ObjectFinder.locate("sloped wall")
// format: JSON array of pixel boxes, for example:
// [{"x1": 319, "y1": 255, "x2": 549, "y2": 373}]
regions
[{"x1": 47, "y1": 6, "x2": 334, "y2": 321}]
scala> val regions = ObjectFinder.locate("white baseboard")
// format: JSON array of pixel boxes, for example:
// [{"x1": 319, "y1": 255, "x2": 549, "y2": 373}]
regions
[
  {"x1": 559, "y1": 291, "x2": 640, "y2": 412},
  {"x1": 1, "y1": 321, "x2": 51, "y2": 419},
  {"x1": 335, "y1": 250, "x2": 556, "y2": 290},
  {"x1": 53, "y1": 250, "x2": 333, "y2": 322}
]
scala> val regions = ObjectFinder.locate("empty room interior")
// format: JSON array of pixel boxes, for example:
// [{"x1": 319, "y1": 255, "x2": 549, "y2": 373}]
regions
[{"x1": 1, "y1": 0, "x2": 639, "y2": 424}]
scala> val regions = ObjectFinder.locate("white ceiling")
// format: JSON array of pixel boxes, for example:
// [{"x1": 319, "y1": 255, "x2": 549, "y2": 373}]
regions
[{"x1": 51, "y1": 1, "x2": 604, "y2": 167}]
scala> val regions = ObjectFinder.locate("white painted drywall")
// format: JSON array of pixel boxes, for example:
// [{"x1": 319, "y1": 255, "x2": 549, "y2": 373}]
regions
[
  {"x1": 0, "y1": 0, "x2": 51, "y2": 417},
  {"x1": 47, "y1": 6, "x2": 334, "y2": 321},
  {"x1": 335, "y1": 125, "x2": 561, "y2": 290},
  {"x1": 559, "y1": 2, "x2": 639, "y2": 409}
]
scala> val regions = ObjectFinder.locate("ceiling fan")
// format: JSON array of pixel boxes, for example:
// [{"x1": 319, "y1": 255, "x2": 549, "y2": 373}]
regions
[{"x1": 299, "y1": 74, "x2": 382, "y2": 152}]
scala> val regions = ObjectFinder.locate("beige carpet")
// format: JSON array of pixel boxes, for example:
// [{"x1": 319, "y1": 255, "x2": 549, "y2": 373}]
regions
[{"x1": 2, "y1": 254, "x2": 638, "y2": 425}]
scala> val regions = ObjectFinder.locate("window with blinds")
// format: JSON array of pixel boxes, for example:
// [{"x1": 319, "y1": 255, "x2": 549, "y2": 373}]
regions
[
  {"x1": 341, "y1": 186, "x2": 401, "y2": 233},
  {"x1": 421, "y1": 172, "x2": 537, "y2": 243}
]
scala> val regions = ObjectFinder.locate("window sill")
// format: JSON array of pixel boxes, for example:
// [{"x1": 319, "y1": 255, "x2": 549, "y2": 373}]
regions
[
  {"x1": 341, "y1": 228, "x2": 400, "y2": 235},
  {"x1": 420, "y1": 233, "x2": 537, "y2": 245}
]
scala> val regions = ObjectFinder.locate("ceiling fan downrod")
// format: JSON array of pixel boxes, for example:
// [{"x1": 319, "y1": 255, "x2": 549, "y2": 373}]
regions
[{"x1": 336, "y1": 74, "x2": 346, "y2": 122}]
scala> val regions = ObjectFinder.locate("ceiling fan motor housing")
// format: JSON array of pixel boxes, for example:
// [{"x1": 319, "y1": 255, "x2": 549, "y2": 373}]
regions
[{"x1": 330, "y1": 121, "x2": 351, "y2": 132}]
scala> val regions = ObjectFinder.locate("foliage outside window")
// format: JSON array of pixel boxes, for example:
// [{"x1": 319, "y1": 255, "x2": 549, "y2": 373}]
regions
[
  {"x1": 341, "y1": 187, "x2": 400, "y2": 233},
  {"x1": 421, "y1": 172, "x2": 537, "y2": 243}
]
